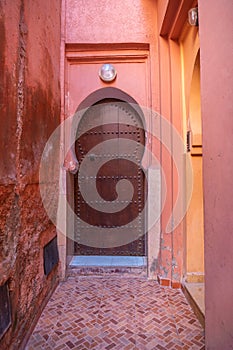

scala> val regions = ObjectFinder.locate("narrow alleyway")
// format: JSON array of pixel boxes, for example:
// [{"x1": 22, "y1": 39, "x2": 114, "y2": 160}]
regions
[{"x1": 26, "y1": 275, "x2": 205, "y2": 350}]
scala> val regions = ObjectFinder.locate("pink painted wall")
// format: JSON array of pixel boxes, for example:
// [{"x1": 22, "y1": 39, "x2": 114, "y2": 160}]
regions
[
  {"x1": 64, "y1": 0, "x2": 163, "y2": 275},
  {"x1": 64, "y1": 0, "x2": 159, "y2": 112},
  {"x1": 0, "y1": 1, "x2": 61, "y2": 349},
  {"x1": 64, "y1": 0, "x2": 184, "y2": 285},
  {"x1": 156, "y1": 1, "x2": 186, "y2": 287},
  {"x1": 65, "y1": 0, "x2": 157, "y2": 44},
  {"x1": 199, "y1": 1, "x2": 233, "y2": 348}
]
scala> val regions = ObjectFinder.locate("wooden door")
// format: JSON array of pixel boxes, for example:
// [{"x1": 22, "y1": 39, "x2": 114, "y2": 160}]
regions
[{"x1": 74, "y1": 99, "x2": 146, "y2": 256}]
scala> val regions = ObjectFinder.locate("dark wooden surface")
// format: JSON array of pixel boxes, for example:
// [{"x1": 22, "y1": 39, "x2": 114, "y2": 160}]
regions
[{"x1": 74, "y1": 100, "x2": 146, "y2": 256}]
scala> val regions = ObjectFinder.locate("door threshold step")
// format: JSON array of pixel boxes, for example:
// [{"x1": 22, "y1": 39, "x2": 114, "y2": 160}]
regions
[
  {"x1": 67, "y1": 266, "x2": 147, "y2": 277},
  {"x1": 70, "y1": 255, "x2": 146, "y2": 267},
  {"x1": 67, "y1": 256, "x2": 147, "y2": 277}
]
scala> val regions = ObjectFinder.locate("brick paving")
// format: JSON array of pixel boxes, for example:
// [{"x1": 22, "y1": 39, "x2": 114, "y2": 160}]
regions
[{"x1": 26, "y1": 276, "x2": 205, "y2": 349}]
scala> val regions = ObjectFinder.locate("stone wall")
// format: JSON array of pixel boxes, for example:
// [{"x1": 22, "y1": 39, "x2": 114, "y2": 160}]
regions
[{"x1": 0, "y1": 1, "x2": 61, "y2": 349}]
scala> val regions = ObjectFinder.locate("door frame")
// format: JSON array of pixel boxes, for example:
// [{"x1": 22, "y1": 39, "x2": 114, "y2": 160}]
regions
[
  {"x1": 58, "y1": 45, "x2": 161, "y2": 280},
  {"x1": 59, "y1": 87, "x2": 161, "y2": 278}
]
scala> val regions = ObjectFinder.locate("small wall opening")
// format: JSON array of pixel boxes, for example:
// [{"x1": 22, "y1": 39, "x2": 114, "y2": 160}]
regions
[
  {"x1": 0, "y1": 281, "x2": 11, "y2": 340},
  {"x1": 44, "y1": 236, "x2": 59, "y2": 276}
]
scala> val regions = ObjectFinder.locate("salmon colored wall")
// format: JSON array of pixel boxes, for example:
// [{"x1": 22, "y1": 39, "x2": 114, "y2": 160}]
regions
[
  {"x1": 156, "y1": 0, "x2": 204, "y2": 286},
  {"x1": 189, "y1": 55, "x2": 202, "y2": 143},
  {"x1": 169, "y1": 39, "x2": 184, "y2": 286},
  {"x1": 180, "y1": 26, "x2": 204, "y2": 280},
  {"x1": 0, "y1": 1, "x2": 61, "y2": 349},
  {"x1": 156, "y1": 0, "x2": 187, "y2": 286},
  {"x1": 156, "y1": 35, "x2": 173, "y2": 284},
  {"x1": 186, "y1": 155, "x2": 204, "y2": 275},
  {"x1": 63, "y1": 0, "x2": 203, "y2": 288},
  {"x1": 63, "y1": 0, "x2": 162, "y2": 276},
  {"x1": 180, "y1": 23, "x2": 200, "y2": 133},
  {"x1": 66, "y1": 53, "x2": 150, "y2": 115},
  {"x1": 199, "y1": 1, "x2": 233, "y2": 347},
  {"x1": 65, "y1": 0, "x2": 157, "y2": 44},
  {"x1": 64, "y1": 0, "x2": 159, "y2": 111}
]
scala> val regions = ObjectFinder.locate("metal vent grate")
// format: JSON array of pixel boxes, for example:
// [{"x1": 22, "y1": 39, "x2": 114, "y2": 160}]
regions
[
  {"x1": 43, "y1": 236, "x2": 59, "y2": 276},
  {"x1": 0, "y1": 282, "x2": 11, "y2": 340},
  {"x1": 187, "y1": 130, "x2": 191, "y2": 152}
]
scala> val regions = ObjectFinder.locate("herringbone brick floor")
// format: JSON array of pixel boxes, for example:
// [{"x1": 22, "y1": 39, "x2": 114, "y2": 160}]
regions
[{"x1": 25, "y1": 276, "x2": 205, "y2": 349}]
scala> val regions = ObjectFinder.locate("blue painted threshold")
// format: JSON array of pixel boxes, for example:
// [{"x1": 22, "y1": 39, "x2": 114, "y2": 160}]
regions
[{"x1": 70, "y1": 256, "x2": 146, "y2": 267}]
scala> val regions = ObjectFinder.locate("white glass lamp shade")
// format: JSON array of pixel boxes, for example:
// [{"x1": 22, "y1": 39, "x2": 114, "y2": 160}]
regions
[
  {"x1": 99, "y1": 63, "x2": 117, "y2": 82},
  {"x1": 188, "y1": 8, "x2": 198, "y2": 26}
]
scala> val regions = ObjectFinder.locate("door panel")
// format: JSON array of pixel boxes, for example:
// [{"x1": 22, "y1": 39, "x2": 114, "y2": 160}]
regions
[{"x1": 74, "y1": 99, "x2": 146, "y2": 256}]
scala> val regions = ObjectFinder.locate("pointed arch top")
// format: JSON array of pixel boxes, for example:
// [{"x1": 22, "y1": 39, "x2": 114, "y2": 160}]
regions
[
  {"x1": 75, "y1": 87, "x2": 145, "y2": 128},
  {"x1": 65, "y1": 87, "x2": 147, "y2": 174}
]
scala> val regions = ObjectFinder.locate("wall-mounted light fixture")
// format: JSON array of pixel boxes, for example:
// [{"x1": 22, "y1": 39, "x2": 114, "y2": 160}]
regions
[
  {"x1": 99, "y1": 63, "x2": 117, "y2": 82},
  {"x1": 188, "y1": 7, "x2": 198, "y2": 26}
]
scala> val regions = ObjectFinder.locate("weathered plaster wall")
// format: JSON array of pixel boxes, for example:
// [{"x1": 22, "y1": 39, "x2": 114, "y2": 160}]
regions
[
  {"x1": 63, "y1": 0, "x2": 161, "y2": 277},
  {"x1": 180, "y1": 25, "x2": 204, "y2": 281},
  {"x1": 63, "y1": 0, "x2": 188, "y2": 285},
  {"x1": 199, "y1": 1, "x2": 233, "y2": 348},
  {"x1": 64, "y1": 0, "x2": 159, "y2": 110},
  {"x1": 66, "y1": 0, "x2": 157, "y2": 44},
  {"x1": 156, "y1": 0, "x2": 186, "y2": 287},
  {"x1": 0, "y1": 1, "x2": 61, "y2": 349},
  {"x1": 63, "y1": 0, "x2": 204, "y2": 289}
]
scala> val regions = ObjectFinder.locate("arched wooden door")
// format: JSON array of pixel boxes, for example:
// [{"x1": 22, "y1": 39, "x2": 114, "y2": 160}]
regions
[{"x1": 74, "y1": 99, "x2": 146, "y2": 256}]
